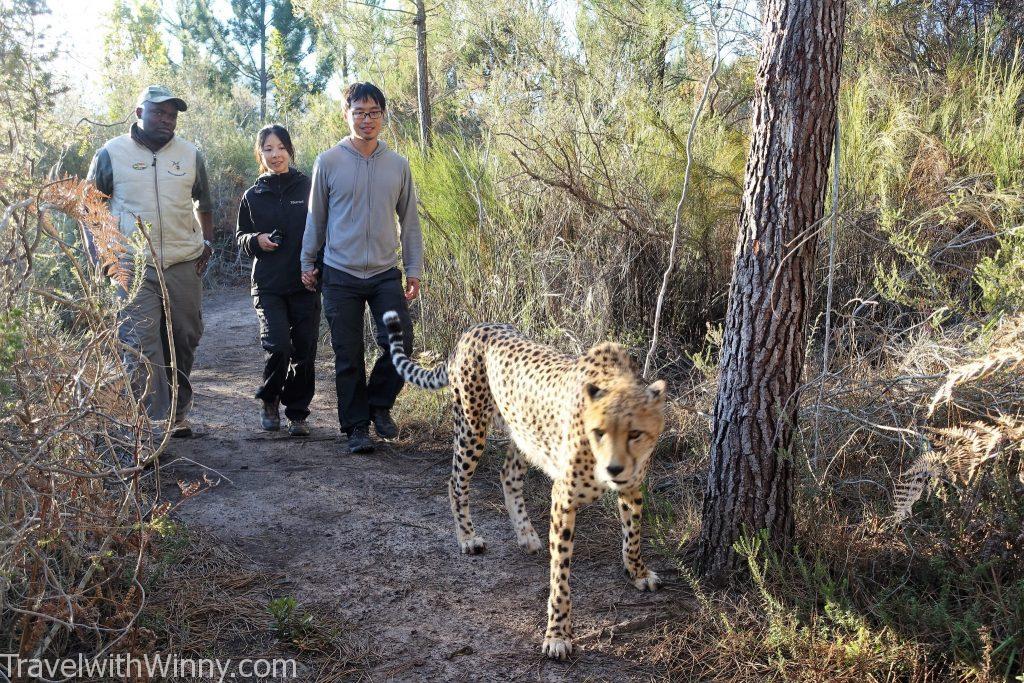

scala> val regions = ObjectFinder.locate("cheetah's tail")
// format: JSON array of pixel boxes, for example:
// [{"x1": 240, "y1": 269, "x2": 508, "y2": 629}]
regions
[{"x1": 383, "y1": 311, "x2": 449, "y2": 390}]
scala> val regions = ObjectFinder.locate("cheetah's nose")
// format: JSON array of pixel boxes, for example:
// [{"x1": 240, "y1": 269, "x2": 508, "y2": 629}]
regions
[{"x1": 607, "y1": 464, "x2": 625, "y2": 476}]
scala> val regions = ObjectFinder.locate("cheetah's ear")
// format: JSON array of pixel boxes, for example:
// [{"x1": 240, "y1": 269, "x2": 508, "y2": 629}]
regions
[
  {"x1": 584, "y1": 383, "x2": 605, "y2": 402},
  {"x1": 645, "y1": 380, "x2": 667, "y2": 402}
]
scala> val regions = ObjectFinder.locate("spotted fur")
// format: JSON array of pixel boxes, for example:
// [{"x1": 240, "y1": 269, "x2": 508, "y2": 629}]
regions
[{"x1": 383, "y1": 310, "x2": 667, "y2": 659}]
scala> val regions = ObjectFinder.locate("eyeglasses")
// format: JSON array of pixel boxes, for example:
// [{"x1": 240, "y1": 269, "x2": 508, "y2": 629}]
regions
[{"x1": 351, "y1": 110, "x2": 384, "y2": 120}]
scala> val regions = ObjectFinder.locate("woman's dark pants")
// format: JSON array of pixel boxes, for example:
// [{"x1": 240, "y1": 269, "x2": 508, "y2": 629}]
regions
[{"x1": 253, "y1": 290, "x2": 321, "y2": 421}]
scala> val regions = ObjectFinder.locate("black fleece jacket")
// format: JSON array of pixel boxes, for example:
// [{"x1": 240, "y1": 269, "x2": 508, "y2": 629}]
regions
[{"x1": 236, "y1": 168, "x2": 319, "y2": 295}]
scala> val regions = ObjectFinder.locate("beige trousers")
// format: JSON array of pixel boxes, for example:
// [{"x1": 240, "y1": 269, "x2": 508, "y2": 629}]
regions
[{"x1": 118, "y1": 259, "x2": 203, "y2": 423}]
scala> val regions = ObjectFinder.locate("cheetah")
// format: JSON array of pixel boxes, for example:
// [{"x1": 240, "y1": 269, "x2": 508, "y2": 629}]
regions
[{"x1": 382, "y1": 311, "x2": 667, "y2": 659}]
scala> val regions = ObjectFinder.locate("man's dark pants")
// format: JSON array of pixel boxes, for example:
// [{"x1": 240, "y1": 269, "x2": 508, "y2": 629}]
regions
[
  {"x1": 253, "y1": 290, "x2": 320, "y2": 421},
  {"x1": 321, "y1": 265, "x2": 413, "y2": 434}
]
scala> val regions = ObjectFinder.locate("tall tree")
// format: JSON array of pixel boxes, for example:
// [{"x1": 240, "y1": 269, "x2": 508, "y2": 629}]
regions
[
  {"x1": 268, "y1": 0, "x2": 331, "y2": 116},
  {"x1": 413, "y1": 0, "x2": 432, "y2": 149},
  {"x1": 189, "y1": 0, "x2": 271, "y2": 120},
  {"x1": 103, "y1": 0, "x2": 170, "y2": 74},
  {"x1": 0, "y1": 0, "x2": 62, "y2": 193},
  {"x1": 183, "y1": 0, "x2": 327, "y2": 121},
  {"x1": 293, "y1": 0, "x2": 384, "y2": 84},
  {"x1": 694, "y1": 0, "x2": 847, "y2": 577},
  {"x1": 294, "y1": 0, "x2": 431, "y2": 143}
]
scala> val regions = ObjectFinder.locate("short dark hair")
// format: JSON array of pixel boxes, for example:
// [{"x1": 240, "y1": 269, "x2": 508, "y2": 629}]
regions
[
  {"x1": 255, "y1": 124, "x2": 295, "y2": 173},
  {"x1": 343, "y1": 82, "x2": 386, "y2": 112}
]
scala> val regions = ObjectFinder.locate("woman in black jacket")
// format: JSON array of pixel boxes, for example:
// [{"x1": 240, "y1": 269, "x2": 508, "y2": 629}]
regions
[{"x1": 236, "y1": 124, "x2": 320, "y2": 436}]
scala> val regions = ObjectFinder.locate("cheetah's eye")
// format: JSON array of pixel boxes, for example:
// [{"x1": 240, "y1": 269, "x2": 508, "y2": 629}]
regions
[
  {"x1": 628, "y1": 430, "x2": 644, "y2": 441},
  {"x1": 592, "y1": 428, "x2": 605, "y2": 440}
]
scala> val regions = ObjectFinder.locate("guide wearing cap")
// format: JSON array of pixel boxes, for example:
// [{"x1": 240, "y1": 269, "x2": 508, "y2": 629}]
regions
[
  {"x1": 85, "y1": 85, "x2": 214, "y2": 436},
  {"x1": 87, "y1": 85, "x2": 213, "y2": 269}
]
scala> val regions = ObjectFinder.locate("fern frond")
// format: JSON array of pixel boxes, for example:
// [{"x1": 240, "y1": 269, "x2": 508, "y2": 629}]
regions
[
  {"x1": 41, "y1": 179, "x2": 131, "y2": 289},
  {"x1": 894, "y1": 416, "x2": 1024, "y2": 522},
  {"x1": 892, "y1": 445, "x2": 945, "y2": 523},
  {"x1": 927, "y1": 421, "x2": 1005, "y2": 482},
  {"x1": 927, "y1": 348, "x2": 1024, "y2": 417}
]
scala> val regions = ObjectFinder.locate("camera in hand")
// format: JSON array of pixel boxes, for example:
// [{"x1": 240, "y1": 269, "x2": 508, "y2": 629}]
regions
[{"x1": 268, "y1": 229, "x2": 284, "y2": 246}]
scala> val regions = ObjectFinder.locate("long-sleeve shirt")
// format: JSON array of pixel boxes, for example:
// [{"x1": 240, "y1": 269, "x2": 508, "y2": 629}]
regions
[{"x1": 300, "y1": 137, "x2": 423, "y2": 280}]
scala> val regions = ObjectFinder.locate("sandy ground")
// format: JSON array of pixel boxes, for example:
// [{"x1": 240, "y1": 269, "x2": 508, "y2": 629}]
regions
[{"x1": 159, "y1": 286, "x2": 690, "y2": 681}]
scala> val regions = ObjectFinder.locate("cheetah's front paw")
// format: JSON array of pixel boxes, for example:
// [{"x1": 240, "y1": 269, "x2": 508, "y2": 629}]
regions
[
  {"x1": 631, "y1": 569, "x2": 662, "y2": 591},
  {"x1": 542, "y1": 636, "x2": 573, "y2": 660},
  {"x1": 460, "y1": 536, "x2": 487, "y2": 554},
  {"x1": 517, "y1": 529, "x2": 543, "y2": 555}
]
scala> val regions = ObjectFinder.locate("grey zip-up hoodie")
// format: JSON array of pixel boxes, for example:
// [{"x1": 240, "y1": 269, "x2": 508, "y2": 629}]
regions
[{"x1": 300, "y1": 137, "x2": 423, "y2": 279}]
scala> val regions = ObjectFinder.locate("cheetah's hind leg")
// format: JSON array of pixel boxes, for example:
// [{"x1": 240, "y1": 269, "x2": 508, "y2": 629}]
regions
[
  {"x1": 448, "y1": 386, "x2": 492, "y2": 555},
  {"x1": 501, "y1": 442, "x2": 542, "y2": 554}
]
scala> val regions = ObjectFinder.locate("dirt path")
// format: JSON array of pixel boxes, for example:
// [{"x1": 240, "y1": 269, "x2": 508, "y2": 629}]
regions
[{"x1": 160, "y1": 287, "x2": 688, "y2": 681}]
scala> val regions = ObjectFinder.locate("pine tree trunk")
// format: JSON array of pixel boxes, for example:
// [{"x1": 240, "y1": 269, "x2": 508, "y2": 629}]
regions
[
  {"x1": 694, "y1": 0, "x2": 846, "y2": 578},
  {"x1": 342, "y1": 0, "x2": 349, "y2": 81},
  {"x1": 259, "y1": 0, "x2": 267, "y2": 123},
  {"x1": 414, "y1": 0, "x2": 431, "y2": 150}
]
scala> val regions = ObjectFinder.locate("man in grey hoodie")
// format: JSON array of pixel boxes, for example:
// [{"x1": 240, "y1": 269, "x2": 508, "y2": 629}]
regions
[{"x1": 300, "y1": 82, "x2": 422, "y2": 453}]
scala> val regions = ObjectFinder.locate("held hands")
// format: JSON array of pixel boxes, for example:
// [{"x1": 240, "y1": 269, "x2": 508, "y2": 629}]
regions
[
  {"x1": 405, "y1": 277, "x2": 420, "y2": 301},
  {"x1": 301, "y1": 268, "x2": 319, "y2": 292},
  {"x1": 298, "y1": 270, "x2": 415, "y2": 296},
  {"x1": 256, "y1": 233, "x2": 279, "y2": 252}
]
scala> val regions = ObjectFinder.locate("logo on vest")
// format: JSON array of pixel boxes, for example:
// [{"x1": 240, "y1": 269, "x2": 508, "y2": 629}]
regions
[
  {"x1": 167, "y1": 160, "x2": 186, "y2": 176},
  {"x1": 290, "y1": 200, "x2": 305, "y2": 204},
  {"x1": 132, "y1": 162, "x2": 148, "y2": 170}
]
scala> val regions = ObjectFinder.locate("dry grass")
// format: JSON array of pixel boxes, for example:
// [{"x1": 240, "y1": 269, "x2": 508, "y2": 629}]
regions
[
  {"x1": 140, "y1": 526, "x2": 375, "y2": 681},
  {"x1": 1, "y1": 178, "x2": 161, "y2": 664},
  {"x1": 0, "y1": 179, "x2": 376, "y2": 680}
]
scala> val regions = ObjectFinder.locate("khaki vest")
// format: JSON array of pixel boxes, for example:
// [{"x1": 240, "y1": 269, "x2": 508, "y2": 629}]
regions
[{"x1": 104, "y1": 134, "x2": 203, "y2": 268}]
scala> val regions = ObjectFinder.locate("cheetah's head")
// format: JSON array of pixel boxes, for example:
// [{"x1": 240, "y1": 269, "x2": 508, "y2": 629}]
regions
[{"x1": 582, "y1": 377, "x2": 667, "y2": 491}]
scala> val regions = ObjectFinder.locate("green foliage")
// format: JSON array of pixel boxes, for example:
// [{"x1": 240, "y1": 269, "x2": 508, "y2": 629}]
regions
[
  {"x1": 713, "y1": 450, "x2": 1024, "y2": 681},
  {"x1": 104, "y1": 0, "x2": 169, "y2": 74},
  {"x1": 838, "y1": 46, "x2": 1024, "y2": 318},
  {"x1": 0, "y1": 307, "x2": 24, "y2": 397},
  {"x1": 171, "y1": 0, "x2": 326, "y2": 119},
  {"x1": 976, "y1": 233, "x2": 1024, "y2": 314},
  {"x1": 0, "y1": 0, "x2": 65, "y2": 192},
  {"x1": 267, "y1": 596, "x2": 315, "y2": 642},
  {"x1": 641, "y1": 483, "x2": 681, "y2": 561},
  {"x1": 730, "y1": 528, "x2": 1023, "y2": 680},
  {"x1": 37, "y1": 2, "x2": 1024, "y2": 678}
]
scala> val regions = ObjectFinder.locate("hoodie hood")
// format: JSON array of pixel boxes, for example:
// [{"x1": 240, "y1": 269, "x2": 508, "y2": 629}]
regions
[{"x1": 338, "y1": 136, "x2": 389, "y2": 160}]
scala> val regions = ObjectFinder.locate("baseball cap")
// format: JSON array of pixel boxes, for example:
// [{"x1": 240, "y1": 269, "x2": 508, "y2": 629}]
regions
[{"x1": 137, "y1": 85, "x2": 188, "y2": 112}]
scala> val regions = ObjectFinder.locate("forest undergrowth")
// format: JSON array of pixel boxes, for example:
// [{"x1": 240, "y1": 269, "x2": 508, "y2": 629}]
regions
[{"x1": 2, "y1": 0, "x2": 1023, "y2": 679}]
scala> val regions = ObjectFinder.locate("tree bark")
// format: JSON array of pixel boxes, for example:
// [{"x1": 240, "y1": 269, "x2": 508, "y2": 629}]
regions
[
  {"x1": 259, "y1": 0, "x2": 267, "y2": 123},
  {"x1": 342, "y1": 0, "x2": 349, "y2": 81},
  {"x1": 694, "y1": 0, "x2": 846, "y2": 578},
  {"x1": 413, "y1": 0, "x2": 432, "y2": 150}
]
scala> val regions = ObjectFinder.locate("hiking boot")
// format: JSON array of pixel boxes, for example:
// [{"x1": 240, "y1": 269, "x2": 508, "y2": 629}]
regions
[
  {"x1": 171, "y1": 419, "x2": 193, "y2": 438},
  {"x1": 288, "y1": 419, "x2": 310, "y2": 437},
  {"x1": 370, "y1": 408, "x2": 399, "y2": 439},
  {"x1": 347, "y1": 425, "x2": 374, "y2": 454},
  {"x1": 261, "y1": 399, "x2": 281, "y2": 431}
]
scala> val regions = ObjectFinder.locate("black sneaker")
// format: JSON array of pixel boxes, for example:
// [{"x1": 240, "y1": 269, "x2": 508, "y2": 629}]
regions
[
  {"x1": 347, "y1": 425, "x2": 375, "y2": 454},
  {"x1": 288, "y1": 419, "x2": 310, "y2": 437},
  {"x1": 171, "y1": 419, "x2": 193, "y2": 438},
  {"x1": 261, "y1": 399, "x2": 281, "y2": 431},
  {"x1": 370, "y1": 408, "x2": 399, "y2": 439}
]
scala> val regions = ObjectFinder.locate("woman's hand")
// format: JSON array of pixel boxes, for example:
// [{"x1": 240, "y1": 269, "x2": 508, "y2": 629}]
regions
[
  {"x1": 256, "y1": 233, "x2": 279, "y2": 251},
  {"x1": 301, "y1": 268, "x2": 319, "y2": 292}
]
